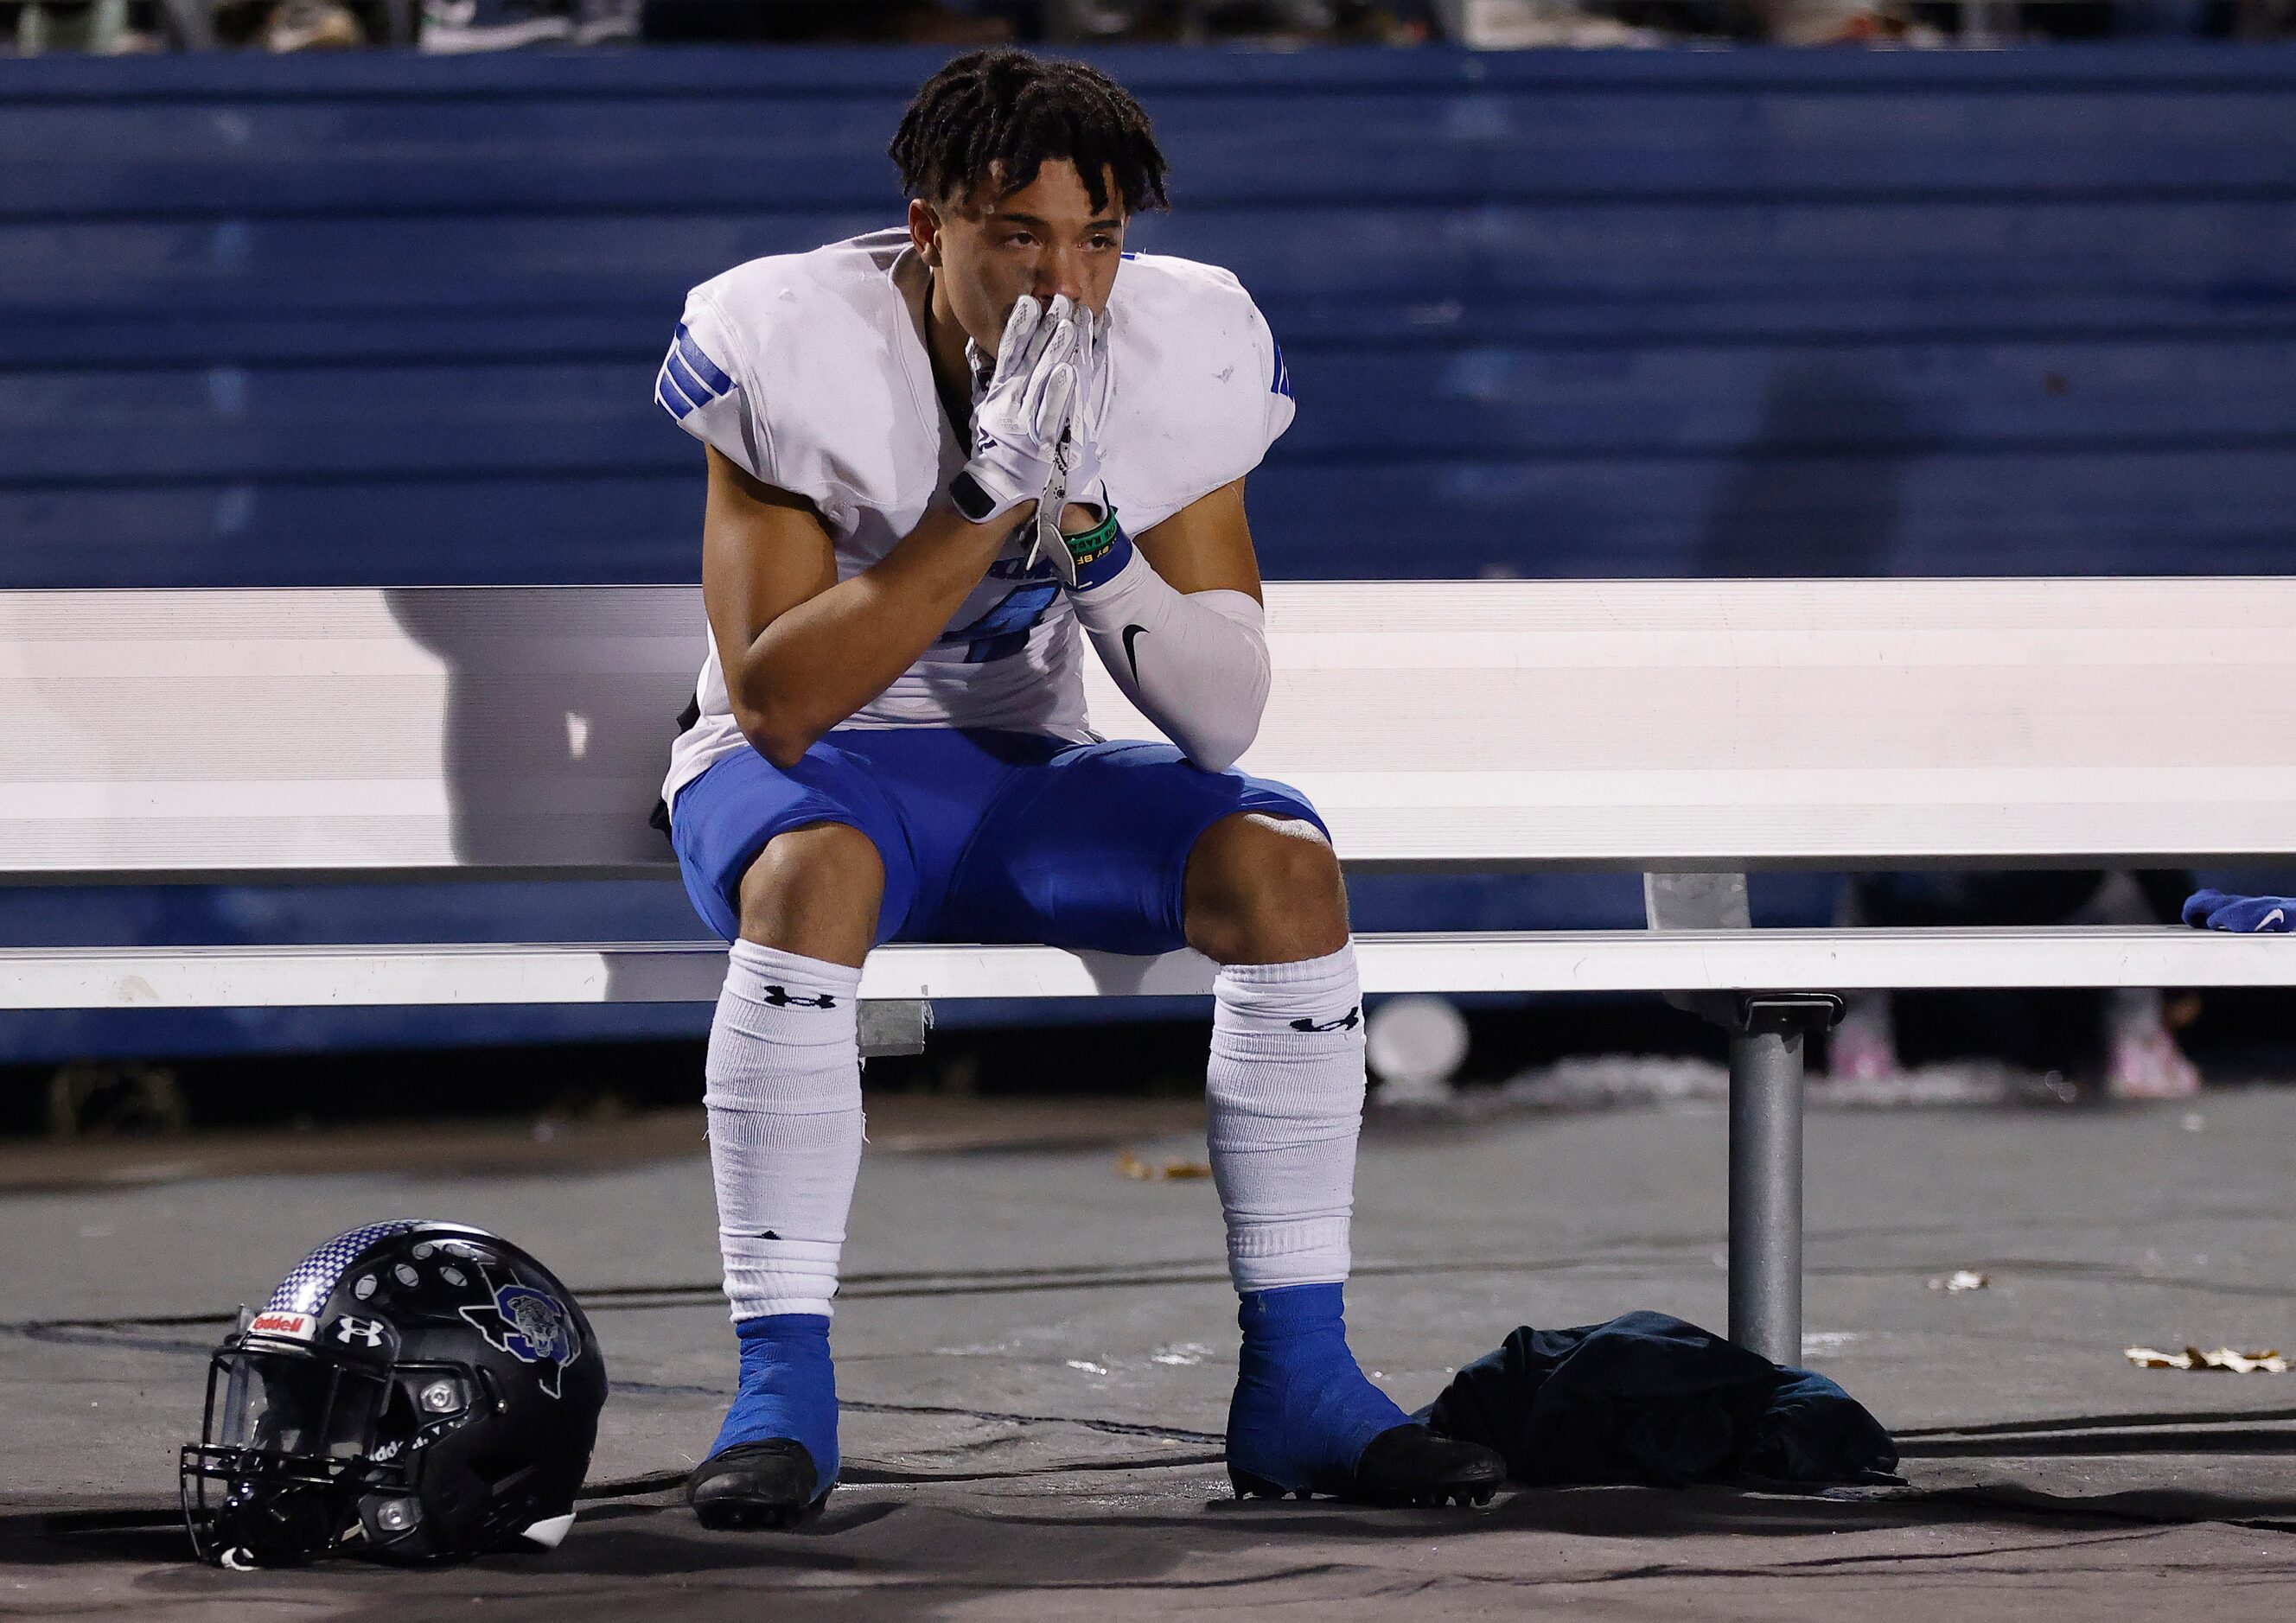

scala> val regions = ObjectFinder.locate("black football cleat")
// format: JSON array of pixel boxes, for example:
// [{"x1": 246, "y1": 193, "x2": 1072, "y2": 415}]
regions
[
  {"x1": 688, "y1": 1439, "x2": 832, "y2": 1531},
  {"x1": 1230, "y1": 1423, "x2": 1505, "y2": 1508}
]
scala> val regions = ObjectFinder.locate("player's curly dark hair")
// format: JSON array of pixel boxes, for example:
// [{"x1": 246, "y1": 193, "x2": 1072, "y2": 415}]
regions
[{"x1": 890, "y1": 49, "x2": 1169, "y2": 218}]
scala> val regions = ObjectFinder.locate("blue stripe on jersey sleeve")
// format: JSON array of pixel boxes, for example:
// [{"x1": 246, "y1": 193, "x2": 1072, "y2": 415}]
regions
[
  {"x1": 664, "y1": 348, "x2": 712, "y2": 410},
  {"x1": 675, "y1": 322, "x2": 736, "y2": 396},
  {"x1": 1271, "y1": 336, "x2": 1292, "y2": 399},
  {"x1": 657, "y1": 365, "x2": 698, "y2": 421}
]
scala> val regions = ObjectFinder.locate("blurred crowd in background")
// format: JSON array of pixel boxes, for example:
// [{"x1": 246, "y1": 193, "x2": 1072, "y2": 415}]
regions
[{"x1": 9, "y1": 0, "x2": 2295, "y2": 58}]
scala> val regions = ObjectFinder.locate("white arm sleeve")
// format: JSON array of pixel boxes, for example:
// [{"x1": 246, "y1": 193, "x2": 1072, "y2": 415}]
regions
[{"x1": 1068, "y1": 546, "x2": 1271, "y2": 773}]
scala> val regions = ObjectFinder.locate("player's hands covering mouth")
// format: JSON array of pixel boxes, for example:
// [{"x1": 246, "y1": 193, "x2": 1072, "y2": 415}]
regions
[
  {"x1": 1026, "y1": 304, "x2": 1116, "y2": 588},
  {"x1": 949, "y1": 294, "x2": 1081, "y2": 526},
  {"x1": 1062, "y1": 303, "x2": 1112, "y2": 512}
]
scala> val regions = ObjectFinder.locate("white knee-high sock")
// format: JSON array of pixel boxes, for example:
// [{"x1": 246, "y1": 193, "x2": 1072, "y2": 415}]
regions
[
  {"x1": 705, "y1": 940, "x2": 864, "y2": 1322},
  {"x1": 1207, "y1": 945, "x2": 1367, "y2": 1292}
]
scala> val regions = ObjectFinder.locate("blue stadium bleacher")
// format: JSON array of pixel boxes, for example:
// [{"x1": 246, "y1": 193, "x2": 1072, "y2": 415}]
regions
[{"x1": 3, "y1": 44, "x2": 2293, "y2": 1063}]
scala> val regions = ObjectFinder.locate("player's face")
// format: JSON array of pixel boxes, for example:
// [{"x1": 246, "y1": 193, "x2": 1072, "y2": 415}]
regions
[{"x1": 915, "y1": 159, "x2": 1126, "y2": 357}]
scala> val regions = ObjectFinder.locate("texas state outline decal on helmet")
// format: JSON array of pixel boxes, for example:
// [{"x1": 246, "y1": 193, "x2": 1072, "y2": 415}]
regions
[{"x1": 460, "y1": 1273, "x2": 583, "y2": 1399}]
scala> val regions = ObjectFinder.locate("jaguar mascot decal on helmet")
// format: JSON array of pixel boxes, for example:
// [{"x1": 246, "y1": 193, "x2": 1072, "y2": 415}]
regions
[{"x1": 180, "y1": 1220, "x2": 608, "y2": 1568}]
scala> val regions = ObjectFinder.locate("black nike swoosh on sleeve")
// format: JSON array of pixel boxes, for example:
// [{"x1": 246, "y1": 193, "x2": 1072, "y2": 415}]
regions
[{"x1": 1121, "y1": 623, "x2": 1148, "y2": 682}]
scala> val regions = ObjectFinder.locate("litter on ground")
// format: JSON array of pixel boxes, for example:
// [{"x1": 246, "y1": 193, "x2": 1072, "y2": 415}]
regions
[
  {"x1": 2123, "y1": 1345, "x2": 2288, "y2": 1373},
  {"x1": 1114, "y1": 1150, "x2": 1213, "y2": 1181}
]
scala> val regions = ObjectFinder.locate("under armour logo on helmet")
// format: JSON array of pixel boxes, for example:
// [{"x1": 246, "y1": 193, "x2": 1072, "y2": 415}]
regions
[
  {"x1": 759, "y1": 985, "x2": 838, "y2": 1009},
  {"x1": 1289, "y1": 1005, "x2": 1362, "y2": 1034},
  {"x1": 331, "y1": 1316, "x2": 387, "y2": 1348}
]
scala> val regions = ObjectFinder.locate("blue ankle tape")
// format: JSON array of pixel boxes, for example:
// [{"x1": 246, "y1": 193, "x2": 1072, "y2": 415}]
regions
[
  {"x1": 1226, "y1": 1283, "x2": 1407, "y2": 1490},
  {"x1": 711, "y1": 1313, "x2": 839, "y2": 1486}
]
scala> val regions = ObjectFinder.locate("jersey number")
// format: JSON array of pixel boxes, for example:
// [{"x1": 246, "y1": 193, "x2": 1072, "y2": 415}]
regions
[{"x1": 946, "y1": 582, "x2": 1059, "y2": 664}]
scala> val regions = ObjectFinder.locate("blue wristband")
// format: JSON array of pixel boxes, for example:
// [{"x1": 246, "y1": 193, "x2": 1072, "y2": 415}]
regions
[{"x1": 1064, "y1": 509, "x2": 1134, "y2": 592}]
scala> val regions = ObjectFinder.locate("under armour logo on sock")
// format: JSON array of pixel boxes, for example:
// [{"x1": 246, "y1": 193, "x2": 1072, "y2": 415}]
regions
[
  {"x1": 759, "y1": 984, "x2": 839, "y2": 1009},
  {"x1": 1289, "y1": 1005, "x2": 1362, "y2": 1034}
]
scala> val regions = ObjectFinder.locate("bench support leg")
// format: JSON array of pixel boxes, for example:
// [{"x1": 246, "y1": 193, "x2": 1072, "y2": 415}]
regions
[
  {"x1": 1637, "y1": 874, "x2": 1846, "y2": 1365},
  {"x1": 1725, "y1": 994, "x2": 1841, "y2": 1367},
  {"x1": 858, "y1": 999, "x2": 933, "y2": 1060}
]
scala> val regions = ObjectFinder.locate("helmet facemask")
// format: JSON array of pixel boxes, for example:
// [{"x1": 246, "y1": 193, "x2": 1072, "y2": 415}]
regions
[
  {"x1": 180, "y1": 1314, "x2": 487, "y2": 1568},
  {"x1": 182, "y1": 1323, "x2": 401, "y2": 1568}
]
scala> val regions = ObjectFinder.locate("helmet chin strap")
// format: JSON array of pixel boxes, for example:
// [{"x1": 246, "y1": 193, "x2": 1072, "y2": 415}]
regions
[{"x1": 518, "y1": 1512, "x2": 575, "y2": 1550}]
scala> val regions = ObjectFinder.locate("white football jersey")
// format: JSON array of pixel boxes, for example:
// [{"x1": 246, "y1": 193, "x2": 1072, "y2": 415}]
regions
[{"x1": 655, "y1": 228, "x2": 1296, "y2": 805}]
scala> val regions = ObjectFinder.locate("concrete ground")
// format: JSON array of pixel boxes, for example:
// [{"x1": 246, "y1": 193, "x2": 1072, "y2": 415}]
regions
[{"x1": 3, "y1": 1088, "x2": 2293, "y2": 1620}]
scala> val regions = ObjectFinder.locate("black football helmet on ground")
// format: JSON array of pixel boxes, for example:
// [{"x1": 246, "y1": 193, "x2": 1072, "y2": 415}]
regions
[{"x1": 180, "y1": 1220, "x2": 607, "y2": 1568}]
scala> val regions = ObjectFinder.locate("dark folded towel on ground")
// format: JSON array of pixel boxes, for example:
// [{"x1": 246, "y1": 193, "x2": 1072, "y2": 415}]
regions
[{"x1": 1413, "y1": 1309, "x2": 1899, "y2": 1487}]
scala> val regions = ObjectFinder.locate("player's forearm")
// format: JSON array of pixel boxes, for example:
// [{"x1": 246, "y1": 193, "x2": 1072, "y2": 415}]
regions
[
  {"x1": 737, "y1": 502, "x2": 1026, "y2": 766},
  {"x1": 1068, "y1": 542, "x2": 1272, "y2": 773}
]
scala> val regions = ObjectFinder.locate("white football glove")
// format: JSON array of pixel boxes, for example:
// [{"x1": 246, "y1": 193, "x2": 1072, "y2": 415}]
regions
[
  {"x1": 947, "y1": 294, "x2": 1080, "y2": 526},
  {"x1": 1027, "y1": 304, "x2": 1117, "y2": 587},
  {"x1": 1064, "y1": 302, "x2": 1113, "y2": 513}
]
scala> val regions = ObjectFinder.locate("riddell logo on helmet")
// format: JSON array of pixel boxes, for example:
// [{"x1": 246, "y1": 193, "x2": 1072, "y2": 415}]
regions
[{"x1": 247, "y1": 1311, "x2": 315, "y2": 1342}]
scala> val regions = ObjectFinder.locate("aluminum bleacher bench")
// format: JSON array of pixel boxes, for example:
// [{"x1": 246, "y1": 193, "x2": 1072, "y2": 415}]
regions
[{"x1": 8, "y1": 578, "x2": 2296, "y2": 1365}]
